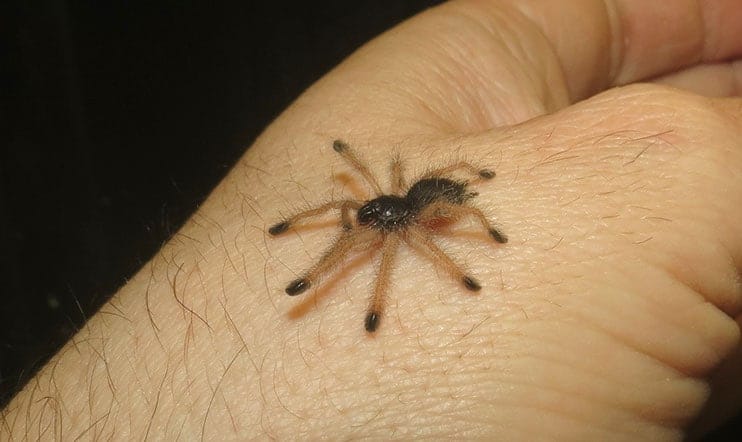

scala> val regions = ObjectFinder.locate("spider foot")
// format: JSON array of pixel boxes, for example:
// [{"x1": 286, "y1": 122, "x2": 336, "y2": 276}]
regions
[
  {"x1": 332, "y1": 139, "x2": 349, "y2": 152},
  {"x1": 488, "y1": 228, "x2": 507, "y2": 243},
  {"x1": 462, "y1": 276, "x2": 482, "y2": 291},
  {"x1": 365, "y1": 311, "x2": 380, "y2": 332},
  {"x1": 286, "y1": 278, "x2": 311, "y2": 296},
  {"x1": 478, "y1": 169, "x2": 495, "y2": 179},
  {"x1": 269, "y1": 221, "x2": 290, "y2": 235}
]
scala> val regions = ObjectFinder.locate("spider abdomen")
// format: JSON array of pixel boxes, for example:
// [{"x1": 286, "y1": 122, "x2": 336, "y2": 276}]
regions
[{"x1": 405, "y1": 177, "x2": 471, "y2": 209}]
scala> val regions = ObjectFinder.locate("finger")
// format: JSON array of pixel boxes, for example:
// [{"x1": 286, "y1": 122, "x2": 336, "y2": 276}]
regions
[
  {"x1": 653, "y1": 60, "x2": 742, "y2": 97},
  {"x1": 688, "y1": 315, "x2": 742, "y2": 438},
  {"x1": 517, "y1": 0, "x2": 742, "y2": 100}
]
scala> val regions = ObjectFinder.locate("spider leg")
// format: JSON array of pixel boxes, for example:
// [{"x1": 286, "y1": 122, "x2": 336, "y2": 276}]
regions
[
  {"x1": 365, "y1": 233, "x2": 400, "y2": 332},
  {"x1": 390, "y1": 154, "x2": 406, "y2": 195},
  {"x1": 402, "y1": 226, "x2": 482, "y2": 292},
  {"x1": 339, "y1": 202, "x2": 360, "y2": 231},
  {"x1": 332, "y1": 140, "x2": 383, "y2": 196},
  {"x1": 285, "y1": 229, "x2": 378, "y2": 296},
  {"x1": 268, "y1": 200, "x2": 362, "y2": 235},
  {"x1": 418, "y1": 201, "x2": 508, "y2": 243},
  {"x1": 421, "y1": 161, "x2": 495, "y2": 184}
]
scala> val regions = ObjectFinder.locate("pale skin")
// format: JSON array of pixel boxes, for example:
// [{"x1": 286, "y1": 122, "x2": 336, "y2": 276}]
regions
[{"x1": 3, "y1": 0, "x2": 742, "y2": 439}]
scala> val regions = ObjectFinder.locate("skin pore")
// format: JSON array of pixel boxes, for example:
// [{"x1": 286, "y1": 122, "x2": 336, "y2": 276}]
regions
[{"x1": 2, "y1": 0, "x2": 742, "y2": 439}]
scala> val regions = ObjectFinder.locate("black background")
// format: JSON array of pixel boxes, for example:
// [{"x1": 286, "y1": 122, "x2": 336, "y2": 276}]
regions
[{"x1": 0, "y1": 1, "x2": 738, "y2": 438}]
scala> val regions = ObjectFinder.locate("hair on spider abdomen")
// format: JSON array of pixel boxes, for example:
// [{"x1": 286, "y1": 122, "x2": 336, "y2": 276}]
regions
[
  {"x1": 269, "y1": 140, "x2": 507, "y2": 333},
  {"x1": 406, "y1": 177, "x2": 472, "y2": 208}
]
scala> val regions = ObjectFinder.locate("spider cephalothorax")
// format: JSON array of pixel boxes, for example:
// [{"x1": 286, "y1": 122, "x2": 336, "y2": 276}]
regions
[
  {"x1": 269, "y1": 139, "x2": 507, "y2": 332},
  {"x1": 357, "y1": 195, "x2": 412, "y2": 230}
]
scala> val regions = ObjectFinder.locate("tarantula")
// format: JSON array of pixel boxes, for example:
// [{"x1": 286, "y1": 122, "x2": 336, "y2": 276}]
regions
[{"x1": 269, "y1": 140, "x2": 507, "y2": 332}]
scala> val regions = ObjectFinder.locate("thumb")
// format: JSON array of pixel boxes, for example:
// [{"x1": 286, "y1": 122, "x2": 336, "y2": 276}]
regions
[{"x1": 286, "y1": 0, "x2": 742, "y2": 139}]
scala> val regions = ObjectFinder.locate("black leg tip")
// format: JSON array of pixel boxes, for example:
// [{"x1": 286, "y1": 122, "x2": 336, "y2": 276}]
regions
[
  {"x1": 489, "y1": 228, "x2": 508, "y2": 243},
  {"x1": 478, "y1": 169, "x2": 495, "y2": 179},
  {"x1": 463, "y1": 276, "x2": 482, "y2": 291},
  {"x1": 285, "y1": 278, "x2": 310, "y2": 296},
  {"x1": 365, "y1": 311, "x2": 380, "y2": 332},
  {"x1": 332, "y1": 139, "x2": 348, "y2": 152},
  {"x1": 269, "y1": 221, "x2": 290, "y2": 236}
]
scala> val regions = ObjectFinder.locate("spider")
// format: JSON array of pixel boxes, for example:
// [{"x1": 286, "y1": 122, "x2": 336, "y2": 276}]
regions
[{"x1": 268, "y1": 140, "x2": 507, "y2": 333}]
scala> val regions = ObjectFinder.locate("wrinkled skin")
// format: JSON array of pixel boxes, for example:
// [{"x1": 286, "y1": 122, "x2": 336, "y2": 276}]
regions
[{"x1": 3, "y1": 0, "x2": 742, "y2": 440}]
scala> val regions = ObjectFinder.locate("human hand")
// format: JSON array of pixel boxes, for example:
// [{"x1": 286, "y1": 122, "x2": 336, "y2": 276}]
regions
[{"x1": 3, "y1": 0, "x2": 741, "y2": 439}]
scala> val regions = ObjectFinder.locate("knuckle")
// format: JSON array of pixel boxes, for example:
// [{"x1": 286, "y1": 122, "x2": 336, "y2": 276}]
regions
[
  {"x1": 585, "y1": 84, "x2": 740, "y2": 166},
  {"x1": 599, "y1": 83, "x2": 721, "y2": 127}
]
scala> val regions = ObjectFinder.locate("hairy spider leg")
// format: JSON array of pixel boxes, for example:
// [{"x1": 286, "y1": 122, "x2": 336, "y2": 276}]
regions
[
  {"x1": 365, "y1": 234, "x2": 400, "y2": 332},
  {"x1": 421, "y1": 161, "x2": 496, "y2": 185},
  {"x1": 268, "y1": 200, "x2": 363, "y2": 235},
  {"x1": 332, "y1": 140, "x2": 383, "y2": 196},
  {"x1": 285, "y1": 229, "x2": 379, "y2": 296},
  {"x1": 417, "y1": 201, "x2": 508, "y2": 243},
  {"x1": 403, "y1": 227, "x2": 482, "y2": 291},
  {"x1": 390, "y1": 154, "x2": 406, "y2": 195}
]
